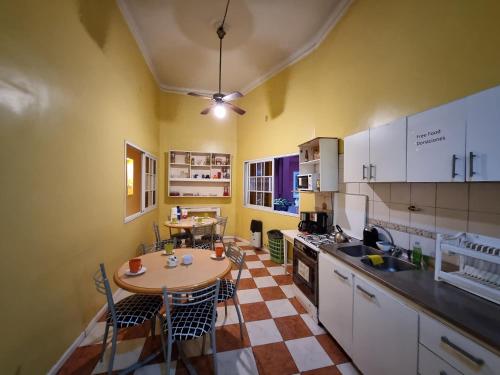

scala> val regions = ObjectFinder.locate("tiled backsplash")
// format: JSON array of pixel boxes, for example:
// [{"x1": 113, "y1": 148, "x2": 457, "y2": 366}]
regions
[{"x1": 316, "y1": 155, "x2": 500, "y2": 257}]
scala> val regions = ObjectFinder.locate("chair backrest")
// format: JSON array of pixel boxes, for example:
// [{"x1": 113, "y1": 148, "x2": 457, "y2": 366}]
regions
[
  {"x1": 161, "y1": 279, "x2": 220, "y2": 340},
  {"x1": 191, "y1": 223, "x2": 214, "y2": 238},
  {"x1": 153, "y1": 222, "x2": 161, "y2": 245},
  {"x1": 93, "y1": 263, "x2": 117, "y2": 326},
  {"x1": 225, "y1": 244, "x2": 246, "y2": 288},
  {"x1": 216, "y1": 216, "x2": 228, "y2": 240}
]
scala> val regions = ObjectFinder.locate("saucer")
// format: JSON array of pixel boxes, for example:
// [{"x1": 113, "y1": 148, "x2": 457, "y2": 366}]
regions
[
  {"x1": 125, "y1": 266, "x2": 147, "y2": 276},
  {"x1": 210, "y1": 254, "x2": 225, "y2": 260}
]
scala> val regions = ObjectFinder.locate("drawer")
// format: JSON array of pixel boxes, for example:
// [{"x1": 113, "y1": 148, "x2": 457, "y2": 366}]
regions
[
  {"x1": 419, "y1": 313, "x2": 499, "y2": 375},
  {"x1": 419, "y1": 344, "x2": 462, "y2": 375}
]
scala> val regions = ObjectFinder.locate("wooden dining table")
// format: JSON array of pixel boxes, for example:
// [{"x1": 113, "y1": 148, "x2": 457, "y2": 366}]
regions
[
  {"x1": 163, "y1": 217, "x2": 217, "y2": 231},
  {"x1": 114, "y1": 248, "x2": 231, "y2": 294}
]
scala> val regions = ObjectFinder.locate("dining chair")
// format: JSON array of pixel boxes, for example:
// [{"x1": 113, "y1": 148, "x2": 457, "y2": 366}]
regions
[
  {"x1": 154, "y1": 222, "x2": 182, "y2": 250},
  {"x1": 202, "y1": 216, "x2": 228, "y2": 246},
  {"x1": 191, "y1": 223, "x2": 215, "y2": 250},
  {"x1": 163, "y1": 220, "x2": 191, "y2": 246},
  {"x1": 218, "y1": 244, "x2": 245, "y2": 340},
  {"x1": 93, "y1": 264, "x2": 163, "y2": 375},
  {"x1": 159, "y1": 280, "x2": 220, "y2": 375}
]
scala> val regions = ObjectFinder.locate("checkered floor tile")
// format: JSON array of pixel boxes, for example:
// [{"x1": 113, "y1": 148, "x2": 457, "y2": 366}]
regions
[{"x1": 58, "y1": 241, "x2": 358, "y2": 374}]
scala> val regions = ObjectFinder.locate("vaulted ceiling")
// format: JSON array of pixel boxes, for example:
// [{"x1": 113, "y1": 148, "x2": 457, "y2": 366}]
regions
[{"x1": 118, "y1": 0, "x2": 351, "y2": 94}]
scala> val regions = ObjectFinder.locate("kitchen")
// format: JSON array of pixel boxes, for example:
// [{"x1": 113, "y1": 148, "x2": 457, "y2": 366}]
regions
[{"x1": 2, "y1": 1, "x2": 500, "y2": 374}]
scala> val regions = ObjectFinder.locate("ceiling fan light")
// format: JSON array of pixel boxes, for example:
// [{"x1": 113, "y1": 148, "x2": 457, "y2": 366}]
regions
[{"x1": 214, "y1": 103, "x2": 227, "y2": 119}]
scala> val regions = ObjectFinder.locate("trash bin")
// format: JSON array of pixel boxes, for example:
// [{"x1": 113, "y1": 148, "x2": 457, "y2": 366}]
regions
[
  {"x1": 250, "y1": 220, "x2": 262, "y2": 248},
  {"x1": 267, "y1": 229, "x2": 284, "y2": 264}
]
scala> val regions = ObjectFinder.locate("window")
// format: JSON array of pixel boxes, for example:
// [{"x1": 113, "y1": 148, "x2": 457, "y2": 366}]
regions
[
  {"x1": 125, "y1": 141, "x2": 157, "y2": 222},
  {"x1": 244, "y1": 154, "x2": 299, "y2": 215}
]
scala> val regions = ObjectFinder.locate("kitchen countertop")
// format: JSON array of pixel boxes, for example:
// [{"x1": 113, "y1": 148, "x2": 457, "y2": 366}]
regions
[{"x1": 320, "y1": 241, "x2": 500, "y2": 352}]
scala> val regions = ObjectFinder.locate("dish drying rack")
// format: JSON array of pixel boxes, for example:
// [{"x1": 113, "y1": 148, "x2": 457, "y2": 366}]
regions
[{"x1": 435, "y1": 232, "x2": 500, "y2": 305}]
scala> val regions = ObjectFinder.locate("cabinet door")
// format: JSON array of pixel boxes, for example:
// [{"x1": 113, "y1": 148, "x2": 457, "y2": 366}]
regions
[
  {"x1": 369, "y1": 118, "x2": 407, "y2": 182},
  {"x1": 466, "y1": 85, "x2": 500, "y2": 181},
  {"x1": 344, "y1": 130, "x2": 369, "y2": 183},
  {"x1": 353, "y1": 277, "x2": 418, "y2": 375},
  {"x1": 318, "y1": 253, "x2": 353, "y2": 355},
  {"x1": 407, "y1": 99, "x2": 466, "y2": 182}
]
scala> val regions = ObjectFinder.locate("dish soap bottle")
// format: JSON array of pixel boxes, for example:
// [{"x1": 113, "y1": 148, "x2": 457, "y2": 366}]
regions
[{"x1": 412, "y1": 241, "x2": 422, "y2": 269}]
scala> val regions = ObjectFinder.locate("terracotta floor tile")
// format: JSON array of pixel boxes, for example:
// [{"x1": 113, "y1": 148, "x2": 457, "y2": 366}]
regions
[
  {"x1": 218, "y1": 298, "x2": 235, "y2": 307},
  {"x1": 301, "y1": 365, "x2": 342, "y2": 375},
  {"x1": 240, "y1": 301, "x2": 272, "y2": 322},
  {"x1": 216, "y1": 323, "x2": 251, "y2": 352},
  {"x1": 262, "y1": 260, "x2": 281, "y2": 267},
  {"x1": 239, "y1": 245, "x2": 255, "y2": 250},
  {"x1": 57, "y1": 344, "x2": 102, "y2": 375},
  {"x1": 138, "y1": 335, "x2": 178, "y2": 365},
  {"x1": 97, "y1": 311, "x2": 107, "y2": 322},
  {"x1": 273, "y1": 275, "x2": 293, "y2": 285},
  {"x1": 176, "y1": 354, "x2": 214, "y2": 375},
  {"x1": 274, "y1": 315, "x2": 313, "y2": 341},
  {"x1": 237, "y1": 278, "x2": 257, "y2": 290},
  {"x1": 249, "y1": 268, "x2": 270, "y2": 277},
  {"x1": 316, "y1": 334, "x2": 350, "y2": 364},
  {"x1": 259, "y1": 286, "x2": 287, "y2": 301},
  {"x1": 289, "y1": 297, "x2": 307, "y2": 314},
  {"x1": 252, "y1": 342, "x2": 298, "y2": 375},
  {"x1": 116, "y1": 320, "x2": 152, "y2": 341},
  {"x1": 245, "y1": 254, "x2": 260, "y2": 261},
  {"x1": 232, "y1": 262, "x2": 248, "y2": 270}
]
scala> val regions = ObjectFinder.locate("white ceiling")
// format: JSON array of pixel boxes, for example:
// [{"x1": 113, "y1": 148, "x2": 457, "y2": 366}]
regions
[{"x1": 118, "y1": 0, "x2": 351, "y2": 94}]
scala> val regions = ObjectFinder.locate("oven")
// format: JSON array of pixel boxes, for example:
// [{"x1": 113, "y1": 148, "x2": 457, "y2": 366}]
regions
[{"x1": 293, "y1": 239, "x2": 318, "y2": 306}]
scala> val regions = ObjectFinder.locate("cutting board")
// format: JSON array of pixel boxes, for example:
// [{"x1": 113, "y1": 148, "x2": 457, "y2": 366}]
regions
[{"x1": 333, "y1": 193, "x2": 367, "y2": 240}]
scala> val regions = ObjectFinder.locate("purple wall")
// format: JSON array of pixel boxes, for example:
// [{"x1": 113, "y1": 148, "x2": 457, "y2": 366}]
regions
[{"x1": 274, "y1": 155, "x2": 299, "y2": 202}]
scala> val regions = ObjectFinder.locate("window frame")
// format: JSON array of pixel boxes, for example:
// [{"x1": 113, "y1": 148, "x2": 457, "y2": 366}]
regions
[
  {"x1": 243, "y1": 152, "x2": 299, "y2": 217},
  {"x1": 124, "y1": 141, "x2": 158, "y2": 223}
]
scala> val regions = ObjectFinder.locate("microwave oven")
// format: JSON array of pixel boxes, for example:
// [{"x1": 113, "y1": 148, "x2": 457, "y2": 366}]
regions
[{"x1": 297, "y1": 173, "x2": 319, "y2": 191}]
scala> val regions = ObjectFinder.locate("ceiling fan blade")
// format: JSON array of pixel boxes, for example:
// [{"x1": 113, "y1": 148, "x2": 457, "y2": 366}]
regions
[
  {"x1": 225, "y1": 101, "x2": 246, "y2": 115},
  {"x1": 222, "y1": 91, "x2": 243, "y2": 102},
  {"x1": 188, "y1": 92, "x2": 212, "y2": 99},
  {"x1": 200, "y1": 106, "x2": 213, "y2": 115}
]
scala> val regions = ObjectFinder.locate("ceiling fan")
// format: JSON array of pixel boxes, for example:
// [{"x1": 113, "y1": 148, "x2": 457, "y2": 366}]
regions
[{"x1": 187, "y1": 0, "x2": 246, "y2": 117}]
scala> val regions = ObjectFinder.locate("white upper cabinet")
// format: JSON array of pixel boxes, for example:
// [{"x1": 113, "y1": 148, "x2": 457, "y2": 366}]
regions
[
  {"x1": 407, "y1": 99, "x2": 467, "y2": 182},
  {"x1": 369, "y1": 118, "x2": 407, "y2": 182},
  {"x1": 344, "y1": 118, "x2": 407, "y2": 183},
  {"x1": 466, "y1": 85, "x2": 500, "y2": 181},
  {"x1": 344, "y1": 130, "x2": 369, "y2": 183}
]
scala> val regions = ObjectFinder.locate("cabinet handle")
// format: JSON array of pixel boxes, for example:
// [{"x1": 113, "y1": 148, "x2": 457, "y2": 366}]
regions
[
  {"x1": 356, "y1": 285, "x2": 375, "y2": 299},
  {"x1": 469, "y1": 152, "x2": 476, "y2": 178},
  {"x1": 334, "y1": 269, "x2": 348, "y2": 280},
  {"x1": 369, "y1": 164, "x2": 375, "y2": 180},
  {"x1": 362, "y1": 165, "x2": 367, "y2": 179},
  {"x1": 451, "y1": 154, "x2": 458, "y2": 178},
  {"x1": 440, "y1": 336, "x2": 484, "y2": 366}
]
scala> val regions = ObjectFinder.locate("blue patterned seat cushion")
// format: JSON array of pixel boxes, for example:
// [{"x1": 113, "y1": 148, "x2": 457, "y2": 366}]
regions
[
  {"x1": 163, "y1": 302, "x2": 217, "y2": 341},
  {"x1": 217, "y1": 278, "x2": 236, "y2": 302},
  {"x1": 107, "y1": 294, "x2": 163, "y2": 328}
]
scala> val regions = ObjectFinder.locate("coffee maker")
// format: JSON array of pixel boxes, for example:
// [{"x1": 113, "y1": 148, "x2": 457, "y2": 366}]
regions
[{"x1": 298, "y1": 211, "x2": 329, "y2": 234}]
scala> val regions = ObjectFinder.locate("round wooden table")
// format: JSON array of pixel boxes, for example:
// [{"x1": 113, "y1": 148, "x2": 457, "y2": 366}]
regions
[
  {"x1": 114, "y1": 248, "x2": 231, "y2": 294},
  {"x1": 163, "y1": 217, "x2": 217, "y2": 230}
]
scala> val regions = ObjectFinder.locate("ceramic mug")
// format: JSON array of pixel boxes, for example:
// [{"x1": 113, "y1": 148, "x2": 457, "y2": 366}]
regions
[
  {"x1": 182, "y1": 254, "x2": 193, "y2": 265},
  {"x1": 167, "y1": 255, "x2": 178, "y2": 267},
  {"x1": 215, "y1": 246, "x2": 224, "y2": 258},
  {"x1": 129, "y1": 258, "x2": 142, "y2": 273}
]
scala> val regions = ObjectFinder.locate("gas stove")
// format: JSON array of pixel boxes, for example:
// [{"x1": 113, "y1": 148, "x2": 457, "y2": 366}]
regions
[{"x1": 296, "y1": 232, "x2": 337, "y2": 249}]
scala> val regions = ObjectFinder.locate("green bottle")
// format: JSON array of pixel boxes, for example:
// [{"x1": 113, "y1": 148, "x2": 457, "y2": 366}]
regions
[{"x1": 412, "y1": 241, "x2": 422, "y2": 269}]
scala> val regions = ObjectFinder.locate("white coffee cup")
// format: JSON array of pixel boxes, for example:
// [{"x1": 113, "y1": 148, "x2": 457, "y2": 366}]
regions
[
  {"x1": 167, "y1": 255, "x2": 178, "y2": 267},
  {"x1": 182, "y1": 254, "x2": 193, "y2": 265}
]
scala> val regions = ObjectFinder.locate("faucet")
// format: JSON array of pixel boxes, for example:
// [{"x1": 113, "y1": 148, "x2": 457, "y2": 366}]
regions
[{"x1": 370, "y1": 224, "x2": 407, "y2": 259}]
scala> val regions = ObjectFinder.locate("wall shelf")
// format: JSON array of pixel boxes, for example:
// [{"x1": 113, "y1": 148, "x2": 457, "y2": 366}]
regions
[{"x1": 168, "y1": 150, "x2": 231, "y2": 198}]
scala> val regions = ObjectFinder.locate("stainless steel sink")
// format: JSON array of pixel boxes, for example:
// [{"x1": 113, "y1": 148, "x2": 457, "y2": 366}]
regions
[
  {"x1": 360, "y1": 256, "x2": 417, "y2": 272},
  {"x1": 338, "y1": 245, "x2": 381, "y2": 257}
]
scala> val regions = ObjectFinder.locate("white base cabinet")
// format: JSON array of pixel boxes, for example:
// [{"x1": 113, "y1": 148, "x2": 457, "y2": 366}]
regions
[
  {"x1": 318, "y1": 253, "x2": 353, "y2": 355},
  {"x1": 352, "y1": 276, "x2": 419, "y2": 375}
]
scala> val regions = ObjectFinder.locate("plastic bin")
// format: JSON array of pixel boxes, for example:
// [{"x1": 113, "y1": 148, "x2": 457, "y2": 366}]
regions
[
  {"x1": 267, "y1": 230, "x2": 284, "y2": 264},
  {"x1": 250, "y1": 220, "x2": 263, "y2": 248}
]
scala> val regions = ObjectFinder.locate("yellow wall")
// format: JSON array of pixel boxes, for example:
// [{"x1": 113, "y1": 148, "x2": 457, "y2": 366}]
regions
[
  {"x1": 235, "y1": 0, "x2": 500, "y2": 240},
  {"x1": 158, "y1": 92, "x2": 238, "y2": 237},
  {"x1": 0, "y1": 0, "x2": 159, "y2": 373}
]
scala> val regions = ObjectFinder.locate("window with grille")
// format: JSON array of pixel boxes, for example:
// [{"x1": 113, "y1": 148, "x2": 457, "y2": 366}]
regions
[{"x1": 244, "y1": 154, "x2": 299, "y2": 215}]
